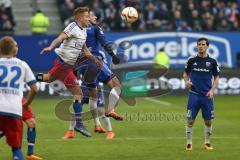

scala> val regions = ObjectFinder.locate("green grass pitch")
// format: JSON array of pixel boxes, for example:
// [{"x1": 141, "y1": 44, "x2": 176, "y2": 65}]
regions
[{"x1": 1, "y1": 95, "x2": 240, "y2": 159}]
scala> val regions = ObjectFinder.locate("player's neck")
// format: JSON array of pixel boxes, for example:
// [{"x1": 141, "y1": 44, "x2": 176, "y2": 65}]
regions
[
  {"x1": 76, "y1": 21, "x2": 84, "y2": 29},
  {"x1": 197, "y1": 52, "x2": 207, "y2": 58}
]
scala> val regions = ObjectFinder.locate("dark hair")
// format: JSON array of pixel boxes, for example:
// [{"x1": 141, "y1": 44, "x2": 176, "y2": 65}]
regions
[
  {"x1": 197, "y1": 37, "x2": 209, "y2": 46},
  {"x1": 74, "y1": 7, "x2": 90, "y2": 17},
  {"x1": 159, "y1": 48, "x2": 164, "y2": 52},
  {"x1": 0, "y1": 36, "x2": 17, "y2": 56}
]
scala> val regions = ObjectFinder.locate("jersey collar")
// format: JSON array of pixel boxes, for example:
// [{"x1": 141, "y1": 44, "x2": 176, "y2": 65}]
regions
[
  {"x1": 74, "y1": 21, "x2": 83, "y2": 30},
  {"x1": 197, "y1": 54, "x2": 209, "y2": 59}
]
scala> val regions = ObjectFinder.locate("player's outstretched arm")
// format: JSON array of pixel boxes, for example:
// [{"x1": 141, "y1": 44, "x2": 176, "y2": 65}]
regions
[
  {"x1": 96, "y1": 25, "x2": 120, "y2": 64},
  {"x1": 23, "y1": 83, "x2": 38, "y2": 107},
  {"x1": 40, "y1": 33, "x2": 68, "y2": 54},
  {"x1": 183, "y1": 72, "x2": 192, "y2": 89}
]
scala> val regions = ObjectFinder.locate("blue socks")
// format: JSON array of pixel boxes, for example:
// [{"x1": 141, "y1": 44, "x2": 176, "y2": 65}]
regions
[
  {"x1": 12, "y1": 147, "x2": 24, "y2": 160},
  {"x1": 73, "y1": 100, "x2": 83, "y2": 125},
  {"x1": 27, "y1": 127, "x2": 36, "y2": 155}
]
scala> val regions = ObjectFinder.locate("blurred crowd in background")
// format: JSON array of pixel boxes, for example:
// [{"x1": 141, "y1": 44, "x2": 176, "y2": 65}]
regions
[
  {"x1": 0, "y1": 0, "x2": 15, "y2": 33},
  {"x1": 1, "y1": 0, "x2": 240, "y2": 32},
  {"x1": 57, "y1": 0, "x2": 240, "y2": 32}
]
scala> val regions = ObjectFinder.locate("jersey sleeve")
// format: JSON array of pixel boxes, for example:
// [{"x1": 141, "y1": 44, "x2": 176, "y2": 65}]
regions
[
  {"x1": 184, "y1": 58, "x2": 192, "y2": 73},
  {"x1": 95, "y1": 25, "x2": 107, "y2": 46},
  {"x1": 63, "y1": 22, "x2": 77, "y2": 38},
  {"x1": 212, "y1": 59, "x2": 220, "y2": 76},
  {"x1": 23, "y1": 62, "x2": 37, "y2": 85}
]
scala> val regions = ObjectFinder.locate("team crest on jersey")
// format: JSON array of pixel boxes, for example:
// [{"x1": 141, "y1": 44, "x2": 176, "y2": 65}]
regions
[{"x1": 206, "y1": 62, "x2": 211, "y2": 67}]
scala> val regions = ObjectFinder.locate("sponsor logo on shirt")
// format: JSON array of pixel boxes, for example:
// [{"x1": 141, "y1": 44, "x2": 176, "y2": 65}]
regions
[{"x1": 193, "y1": 68, "x2": 210, "y2": 72}]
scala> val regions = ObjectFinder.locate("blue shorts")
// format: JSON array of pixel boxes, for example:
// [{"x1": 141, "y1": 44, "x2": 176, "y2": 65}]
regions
[
  {"x1": 186, "y1": 93, "x2": 214, "y2": 120},
  {"x1": 96, "y1": 63, "x2": 114, "y2": 85},
  {"x1": 78, "y1": 62, "x2": 114, "y2": 86},
  {"x1": 74, "y1": 55, "x2": 101, "y2": 88}
]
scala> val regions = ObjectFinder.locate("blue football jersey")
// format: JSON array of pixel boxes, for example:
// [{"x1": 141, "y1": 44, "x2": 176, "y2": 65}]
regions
[
  {"x1": 86, "y1": 24, "x2": 107, "y2": 56},
  {"x1": 185, "y1": 55, "x2": 220, "y2": 95}
]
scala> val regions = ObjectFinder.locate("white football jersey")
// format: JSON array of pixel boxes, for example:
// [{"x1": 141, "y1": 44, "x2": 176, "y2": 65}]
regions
[
  {"x1": 55, "y1": 22, "x2": 87, "y2": 65},
  {"x1": 0, "y1": 57, "x2": 36, "y2": 118}
]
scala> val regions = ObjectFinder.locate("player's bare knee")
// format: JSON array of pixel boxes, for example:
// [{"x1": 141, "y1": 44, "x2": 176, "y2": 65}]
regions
[
  {"x1": 73, "y1": 94, "x2": 82, "y2": 101},
  {"x1": 187, "y1": 120, "x2": 194, "y2": 126},
  {"x1": 25, "y1": 118, "x2": 36, "y2": 128},
  {"x1": 112, "y1": 77, "x2": 122, "y2": 89},
  {"x1": 69, "y1": 86, "x2": 83, "y2": 100},
  {"x1": 204, "y1": 120, "x2": 212, "y2": 126}
]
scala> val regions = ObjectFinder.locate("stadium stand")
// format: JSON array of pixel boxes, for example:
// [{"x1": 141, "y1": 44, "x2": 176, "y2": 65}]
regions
[
  {"x1": 0, "y1": 0, "x2": 15, "y2": 34},
  {"x1": 0, "y1": 0, "x2": 239, "y2": 34},
  {"x1": 57, "y1": 0, "x2": 240, "y2": 32},
  {"x1": 8, "y1": 0, "x2": 61, "y2": 35}
]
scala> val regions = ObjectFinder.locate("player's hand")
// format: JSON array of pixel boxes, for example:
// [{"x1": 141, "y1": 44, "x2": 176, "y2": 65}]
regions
[
  {"x1": 40, "y1": 47, "x2": 52, "y2": 54},
  {"x1": 207, "y1": 89, "x2": 214, "y2": 99},
  {"x1": 185, "y1": 80, "x2": 192, "y2": 89},
  {"x1": 112, "y1": 55, "x2": 120, "y2": 64}
]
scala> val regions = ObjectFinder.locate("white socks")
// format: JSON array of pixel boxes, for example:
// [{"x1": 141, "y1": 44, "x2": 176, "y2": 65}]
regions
[
  {"x1": 205, "y1": 125, "x2": 212, "y2": 144},
  {"x1": 102, "y1": 115, "x2": 112, "y2": 131},
  {"x1": 108, "y1": 87, "x2": 121, "y2": 111},
  {"x1": 89, "y1": 99, "x2": 101, "y2": 126},
  {"x1": 69, "y1": 115, "x2": 76, "y2": 131},
  {"x1": 186, "y1": 124, "x2": 193, "y2": 145},
  {"x1": 186, "y1": 124, "x2": 213, "y2": 145},
  {"x1": 98, "y1": 107, "x2": 112, "y2": 131}
]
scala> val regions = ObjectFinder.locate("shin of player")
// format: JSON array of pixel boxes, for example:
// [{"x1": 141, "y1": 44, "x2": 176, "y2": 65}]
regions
[
  {"x1": 183, "y1": 37, "x2": 219, "y2": 151},
  {"x1": 22, "y1": 98, "x2": 42, "y2": 160}
]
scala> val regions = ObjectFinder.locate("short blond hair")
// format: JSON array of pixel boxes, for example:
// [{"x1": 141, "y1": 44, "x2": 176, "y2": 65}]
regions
[
  {"x1": 0, "y1": 36, "x2": 17, "y2": 56},
  {"x1": 73, "y1": 7, "x2": 90, "y2": 17}
]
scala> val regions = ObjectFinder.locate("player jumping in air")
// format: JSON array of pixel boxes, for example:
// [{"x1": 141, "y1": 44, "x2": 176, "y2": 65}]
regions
[
  {"x1": 0, "y1": 36, "x2": 38, "y2": 160},
  {"x1": 183, "y1": 37, "x2": 220, "y2": 151},
  {"x1": 62, "y1": 11, "x2": 122, "y2": 140},
  {"x1": 36, "y1": 7, "x2": 102, "y2": 137}
]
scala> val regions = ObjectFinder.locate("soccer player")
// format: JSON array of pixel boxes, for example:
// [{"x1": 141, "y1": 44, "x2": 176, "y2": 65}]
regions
[
  {"x1": 62, "y1": 11, "x2": 122, "y2": 140},
  {"x1": 63, "y1": 82, "x2": 116, "y2": 140},
  {"x1": 183, "y1": 37, "x2": 220, "y2": 151},
  {"x1": 0, "y1": 36, "x2": 38, "y2": 160},
  {"x1": 36, "y1": 7, "x2": 102, "y2": 137},
  {"x1": 22, "y1": 98, "x2": 42, "y2": 160},
  {"x1": 63, "y1": 55, "x2": 116, "y2": 140},
  {"x1": 83, "y1": 11, "x2": 122, "y2": 120}
]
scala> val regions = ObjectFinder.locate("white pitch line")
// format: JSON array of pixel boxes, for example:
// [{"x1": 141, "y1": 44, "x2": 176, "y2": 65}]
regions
[
  {"x1": 144, "y1": 98, "x2": 172, "y2": 106},
  {"x1": 24, "y1": 137, "x2": 240, "y2": 142}
]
